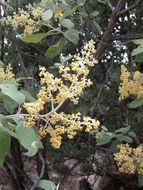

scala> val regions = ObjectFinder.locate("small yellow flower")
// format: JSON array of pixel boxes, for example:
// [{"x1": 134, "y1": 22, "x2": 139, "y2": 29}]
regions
[
  {"x1": 119, "y1": 65, "x2": 143, "y2": 100},
  {"x1": 114, "y1": 144, "x2": 143, "y2": 174},
  {"x1": 3, "y1": 7, "x2": 43, "y2": 36},
  {"x1": 0, "y1": 64, "x2": 15, "y2": 83}
]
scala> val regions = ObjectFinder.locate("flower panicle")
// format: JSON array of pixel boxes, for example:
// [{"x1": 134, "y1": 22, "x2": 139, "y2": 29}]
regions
[
  {"x1": 23, "y1": 40, "x2": 101, "y2": 149},
  {"x1": 114, "y1": 143, "x2": 143, "y2": 174},
  {"x1": 119, "y1": 65, "x2": 143, "y2": 101}
]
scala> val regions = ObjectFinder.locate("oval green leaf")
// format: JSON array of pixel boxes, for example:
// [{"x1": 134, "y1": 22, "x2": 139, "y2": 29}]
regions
[
  {"x1": 22, "y1": 33, "x2": 50, "y2": 43},
  {"x1": 38, "y1": 180, "x2": 56, "y2": 190}
]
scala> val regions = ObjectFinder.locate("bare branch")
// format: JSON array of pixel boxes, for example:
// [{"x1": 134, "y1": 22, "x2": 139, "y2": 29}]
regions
[
  {"x1": 10, "y1": 28, "x2": 29, "y2": 77},
  {"x1": 95, "y1": 0, "x2": 126, "y2": 60},
  {"x1": 117, "y1": 0, "x2": 143, "y2": 16},
  {"x1": 30, "y1": 151, "x2": 46, "y2": 190},
  {"x1": 3, "y1": 162, "x2": 19, "y2": 190},
  {"x1": 6, "y1": 156, "x2": 33, "y2": 186},
  {"x1": 95, "y1": 0, "x2": 143, "y2": 61},
  {"x1": 0, "y1": 2, "x2": 4, "y2": 61},
  {"x1": 90, "y1": 56, "x2": 114, "y2": 117},
  {"x1": 112, "y1": 33, "x2": 143, "y2": 41},
  {"x1": 17, "y1": 0, "x2": 21, "y2": 8},
  {"x1": 107, "y1": 0, "x2": 115, "y2": 11},
  {"x1": 2, "y1": 3, "x2": 29, "y2": 87}
]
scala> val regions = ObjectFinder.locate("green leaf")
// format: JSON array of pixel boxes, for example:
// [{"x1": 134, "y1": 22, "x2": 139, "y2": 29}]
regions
[
  {"x1": 133, "y1": 39, "x2": 143, "y2": 45},
  {"x1": 128, "y1": 131, "x2": 136, "y2": 138},
  {"x1": 135, "y1": 53, "x2": 143, "y2": 62},
  {"x1": 115, "y1": 134, "x2": 133, "y2": 143},
  {"x1": 64, "y1": 29, "x2": 79, "y2": 44},
  {"x1": 97, "y1": 133, "x2": 112, "y2": 145},
  {"x1": 0, "y1": 82, "x2": 25, "y2": 105},
  {"x1": 138, "y1": 174, "x2": 143, "y2": 187},
  {"x1": 90, "y1": 11, "x2": 99, "y2": 17},
  {"x1": 38, "y1": 180, "x2": 56, "y2": 190},
  {"x1": 79, "y1": 12, "x2": 88, "y2": 17},
  {"x1": 45, "y1": 38, "x2": 66, "y2": 59},
  {"x1": 0, "y1": 114, "x2": 9, "y2": 128},
  {"x1": 61, "y1": 6, "x2": 78, "y2": 21},
  {"x1": 61, "y1": 19, "x2": 74, "y2": 29},
  {"x1": 3, "y1": 95, "x2": 18, "y2": 114},
  {"x1": 0, "y1": 60, "x2": 4, "y2": 67},
  {"x1": 93, "y1": 21, "x2": 102, "y2": 35},
  {"x1": 128, "y1": 98, "x2": 143, "y2": 108},
  {"x1": 22, "y1": 33, "x2": 50, "y2": 43},
  {"x1": 0, "y1": 115, "x2": 16, "y2": 138},
  {"x1": 15, "y1": 77, "x2": 34, "y2": 83},
  {"x1": 110, "y1": 139, "x2": 121, "y2": 149},
  {"x1": 0, "y1": 129, "x2": 11, "y2": 167},
  {"x1": 42, "y1": 9, "x2": 53, "y2": 21},
  {"x1": 132, "y1": 45, "x2": 143, "y2": 56},
  {"x1": 97, "y1": 0, "x2": 106, "y2": 4},
  {"x1": 20, "y1": 90, "x2": 36, "y2": 102},
  {"x1": 115, "y1": 126, "x2": 130, "y2": 134},
  {"x1": 15, "y1": 123, "x2": 43, "y2": 156}
]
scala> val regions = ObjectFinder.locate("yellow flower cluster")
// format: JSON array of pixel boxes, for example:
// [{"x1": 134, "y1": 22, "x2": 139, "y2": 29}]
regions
[
  {"x1": 4, "y1": 7, "x2": 43, "y2": 36},
  {"x1": 38, "y1": 112, "x2": 100, "y2": 149},
  {"x1": 119, "y1": 65, "x2": 143, "y2": 100},
  {"x1": 0, "y1": 64, "x2": 15, "y2": 83},
  {"x1": 23, "y1": 40, "x2": 101, "y2": 149},
  {"x1": 114, "y1": 144, "x2": 143, "y2": 174},
  {"x1": 23, "y1": 86, "x2": 49, "y2": 128}
]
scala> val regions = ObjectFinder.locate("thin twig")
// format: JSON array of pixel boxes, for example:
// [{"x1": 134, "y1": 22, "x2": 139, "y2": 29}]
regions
[
  {"x1": 95, "y1": 0, "x2": 126, "y2": 60},
  {"x1": 117, "y1": 0, "x2": 143, "y2": 16},
  {"x1": 17, "y1": 0, "x2": 21, "y2": 9},
  {"x1": 2, "y1": 3, "x2": 29, "y2": 87},
  {"x1": 3, "y1": 162, "x2": 19, "y2": 190},
  {"x1": 107, "y1": 0, "x2": 115, "y2": 11},
  {"x1": 6, "y1": 156, "x2": 33, "y2": 185},
  {"x1": 90, "y1": 57, "x2": 114, "y2": 117},
  {"x1": 30, "y1": 151, "x2": 45, "y2": 190},
  {"x1": 112, "y1": 33, "x2": 143, "y2": 41}
]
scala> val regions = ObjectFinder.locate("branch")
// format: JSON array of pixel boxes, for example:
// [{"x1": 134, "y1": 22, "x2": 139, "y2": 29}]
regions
[
  {"x1": 0, "y1": 2, "x2": 4, "y2": 61},
  {"x1": 117, "y1": 0, "x2": 143, "y2": 16},
  {"x1": 107, "y1": 0, "x2": 115, "y2": 11},
  {"x1": 0, "y1": 1, "x2": 2, "y2": 18},
  {"x1": 10, "y1": 29, "x2": 29, "y2": 77},
  {"x1": 112, "y1": 34, "x2": 143, "y2": 41},
  {"x1": 90, "y1": 56, "x2": 114, "y2": 117},
  {"x1": 6, "y1": 156, "x2": 33, "y2": 186},
  {"x1": 3, "y1": 162, "x2": 19, "y2": 190},
  {"x1": 95, "y1": 0, "x2": 143, "y2": 61},
  {"x1": 95, "y1": 0, "x2": 126, "y2": 60},
  {"x1": 2, "y1": 3, "x2": 29, "y2": 87},
  {"x1": 30, "y1": 151, "x2": 45, "y2": 190},
  {"x1": 17, "y1": 0, "x2": 21, "y2": 8}
]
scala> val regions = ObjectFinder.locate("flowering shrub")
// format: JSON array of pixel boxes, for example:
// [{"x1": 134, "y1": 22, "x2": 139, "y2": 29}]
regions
[
  {"x1": 114, "y1": 143, "x2": 143, "y2": 174},
  {"x1": 23, "y1": 40, "x2": 101, "y2": 149},
  {"x1": 119, "y1": 65, "x2": 143, "y2": 101},
  {"x1": 0, "y1": 64, "x2": 15, "y2": 82},
  {"x1": 0, "y1": 40, "x2": 101, "y2": 150},
  {"x1": 114, "y1": 65, "x2": 143, "y2": 176},
  {"x1": 4, "y1": 7, "x2": 43, "y2": 36},
  {"x1": 1, "y1": 1, "x2": 143, "y2": 189}
]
